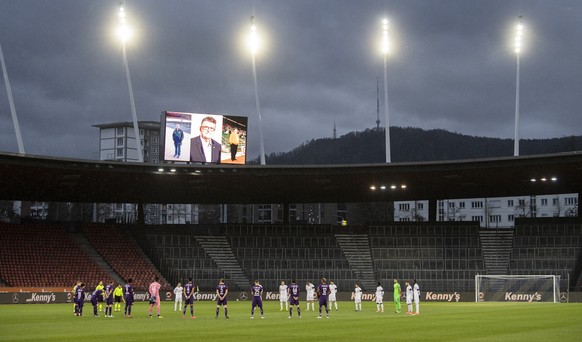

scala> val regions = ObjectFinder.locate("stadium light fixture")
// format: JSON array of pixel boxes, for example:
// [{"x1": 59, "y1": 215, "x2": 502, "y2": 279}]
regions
[
  {"x1": 0, "y1": 42, "x2": 25, "y2": 154},
  {"x1": 513, "y1": 15, "x2": 524, "y2": 157},
  {"x1": 249, "y1": 16, "x2": 266, "y2": 165},
  {"x1": 116, "y1": 1, "x2": 143, "y2": 162},
  {"x1": 381, "y1": 18, "x2": 391, "y2": 163}
]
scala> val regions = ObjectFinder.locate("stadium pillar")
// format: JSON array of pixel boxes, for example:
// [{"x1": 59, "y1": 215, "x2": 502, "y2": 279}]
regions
[
  {"x1": 283, "y1": 203, "x2": 290, "y2": 225},
  {"x1": 136, "y1": 203, "x2": 145, "y2": 226},
  {"x1": 428, "y1": 199, "x2": 437, "y2": 222}
]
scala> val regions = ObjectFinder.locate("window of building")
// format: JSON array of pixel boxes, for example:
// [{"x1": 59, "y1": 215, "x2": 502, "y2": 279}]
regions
[
  {"x1": 117, "y1": 127, "x2": 124, "y2": 135},
  {"x1": 116, "y1": 148, "x2": 123, "y2": 157},
  {"x1": 417, "y1": 203, "x2": 424, "y2": 210},
  {"x1": 508, "y1": 214, "x2": 514, "y2": 222},
  {"x1": 471, "y1": 216, "x2": 483, "y2": 222},
  {"x1": 471, "y1": 201, "x2": 483, "y2": 209},
  {"x1": 117, "y1": 138, "x2": 123, "y2": 146},
  {"x1": 565, "y1": 197, "x2": 578, "y2": 205},
  {"x1": 448, "y1": 202, "x2": 455, "y2": 208},
  {"x1": 489, "y1": 215, "x2": 501, "y2": 223},
  {"x1": 399, "y1": 203, "x2": 410, "y2": 211},
  {"x1": 553, "y1": 198, "x2": 559, "y2": 206},
  {"x1": 116, "y1": 203, "x2": 123, "y2": 210},
  {"x1": 400, "y1": 217, "x2": 411, "y2": 222},
  {"x1": 459, "y1": 202, "x2": 465, "y2": 208},
  {"x1": 541, "y1": 198, "x2": 548, "y2": 206},
  {"x1": 507, "y1": 200, "x2": 514, "y2": 207},
  {"x1": 438, "y1": 201, "x2": 444, "y2": 208},
  {"x1": 518, "y1": 199, "x2": 525, "y2": 206}
]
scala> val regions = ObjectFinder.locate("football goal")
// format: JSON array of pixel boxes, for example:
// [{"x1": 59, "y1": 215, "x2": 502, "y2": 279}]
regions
[{"x1": 475, "y1": 274, "x2": 561, "y2": 303}]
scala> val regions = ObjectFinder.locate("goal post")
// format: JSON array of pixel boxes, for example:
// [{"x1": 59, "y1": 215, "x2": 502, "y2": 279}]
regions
[{"x1": 475, "y1": 274, "x2": 560, "y2": 303}]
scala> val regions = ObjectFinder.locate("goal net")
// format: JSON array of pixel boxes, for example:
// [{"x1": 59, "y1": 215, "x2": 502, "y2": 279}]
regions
[{"x1": 475, "y1": 274, "x2": 560, "y2": 303}]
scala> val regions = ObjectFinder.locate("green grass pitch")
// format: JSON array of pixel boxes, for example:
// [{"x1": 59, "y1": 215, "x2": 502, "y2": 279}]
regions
[{"x1": 1, "y1": 301, "x2": 581, "y2": 341}]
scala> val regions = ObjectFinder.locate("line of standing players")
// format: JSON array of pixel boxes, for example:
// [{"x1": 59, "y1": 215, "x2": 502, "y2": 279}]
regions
[{"x1": 72, "y1": 276, "x2": 420, "y2": 319}]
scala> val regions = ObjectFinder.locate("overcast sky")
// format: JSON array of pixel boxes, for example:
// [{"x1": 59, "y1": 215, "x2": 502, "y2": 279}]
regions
[{"x1": 1, "y1": 0, "x2": 581, "y2": 161}]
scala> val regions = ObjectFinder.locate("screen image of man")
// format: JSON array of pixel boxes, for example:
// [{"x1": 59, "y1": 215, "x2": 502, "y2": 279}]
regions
[{"x1": 190, "y1": 116, "x2": 221, "y2": 163}]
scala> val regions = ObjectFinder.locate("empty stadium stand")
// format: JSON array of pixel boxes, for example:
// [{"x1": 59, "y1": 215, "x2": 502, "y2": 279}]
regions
[
  {"x1": 509, "y1": 220, "x2": 582, "y2": 291},
  {"x1": 80, "y1": 223, "x2": 170, "y2": 290},
  {"x1": 0, "y1": 223, "x2": 110, "y2": 289},
  {"x1": 369, "y1": 223, "x2": 484, "y2": 292}
]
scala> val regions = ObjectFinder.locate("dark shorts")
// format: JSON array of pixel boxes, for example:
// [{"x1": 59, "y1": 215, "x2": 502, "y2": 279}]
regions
[
  {"x1": 217, "y1": 298, "x2": 228, "y2": 306},
  {"x1": 91, "y1": 299, "x2": 98, "y2": 306},
  {"x1": 125, "y1": 296, "x2": 134, "y2": 305},
  {"x1": 184, "y1": 297, "x2": 194, "y2": 305},
  {"x1": 251, "y1": 297, "x2": 263, "y2": 308},
  {"x1": 98, "y1": 296, "x2": 104, "y2": 303},
  {"x1": 114, "y1": 295, "x2": 122, "y2": 303},
  {"x1": 289, "y1": 297, "x2": 300, "y2": 306},
  {"x1": 106, "y1": 296, "x2": 114, "y2": 305},
  {"x1": 319, "y1": 296, "x2": 328, "y2": 307}
]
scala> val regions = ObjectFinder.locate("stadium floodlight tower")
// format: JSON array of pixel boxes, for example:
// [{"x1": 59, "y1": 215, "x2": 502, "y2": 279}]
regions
[
  {"x1": 116, "y1": 1, "x2": 143, "y2": 162},
  {"x1": 0, "y1": 42, "x2": 24, "y2": 154},
  {"x1": 513, "y1": 16, "x2": 524, "y2": 157},
  {"x1": 248, "y1": 16, "x2": 266, "y2": 165},
  {"x1": 381, "y1": 18, "x2": 391, "y2": 163}
]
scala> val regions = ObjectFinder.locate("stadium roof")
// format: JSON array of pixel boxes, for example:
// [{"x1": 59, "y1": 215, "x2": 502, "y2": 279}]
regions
[{"x1": 1, "y1": 151, "x2": 582, "y2": 204}]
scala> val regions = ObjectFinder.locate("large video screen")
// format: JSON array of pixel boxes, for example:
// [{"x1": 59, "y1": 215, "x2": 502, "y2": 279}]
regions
[{"x1": 162, "y1": 111, "x2": 248, "y2": 165}]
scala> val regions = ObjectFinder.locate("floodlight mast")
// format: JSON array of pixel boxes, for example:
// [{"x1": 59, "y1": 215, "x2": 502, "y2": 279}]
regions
[
  {"x1": 249, "y1": 16, "x2": 266, "y2": 165},
  {"x1": 382, "y1": 19, "x2": 391, "y2": 163},
  {"x1": 117, "y1": 1, "x2": 143, "y2": 162},
  {"x1": 513, "y1": 16, "x2": 524, "y2": 157},
  {"x1": 0, "y1": 42, "x2": 25, "y2": 154}
]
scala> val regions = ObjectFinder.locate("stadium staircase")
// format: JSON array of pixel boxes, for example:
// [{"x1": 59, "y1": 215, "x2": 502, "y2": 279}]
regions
[
  {"x1": 335, "y1": 234, "x2": 377, "y2": 291},
  {"x1": 69, "y1": 232, "x2": 124, "y2": 285},
  {"x1": 196, "y1": 236, "x2": 250, "y2": 290},
  {"x1": 479, "y1": 228, "x2": 514, "y2": 283}
]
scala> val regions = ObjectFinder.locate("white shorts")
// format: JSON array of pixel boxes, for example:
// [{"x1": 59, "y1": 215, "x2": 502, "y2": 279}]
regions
[
  {"x1": 414, "y1": 294, "x2": 420, "y2": 304},
  {"x1": 376, "y1": 297, "x2": 383, "y2": 304},
  {"x1": 406, "y1": 298, "x2": 412, "y2": 305},
  {"x1": 307, "y1": 294, "x2": 314, "y2": 301},
  {"x1": 355, "y1": 297, "x2": 362, "y2": 304},
  {"x1": 280, "y1": 296, "x2": 288, "y2": 302},
  {"x1": 329, "y1": 294, "x2": 336, "y2": 301}
]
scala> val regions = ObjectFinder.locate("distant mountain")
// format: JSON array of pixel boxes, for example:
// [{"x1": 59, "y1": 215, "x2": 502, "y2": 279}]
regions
[{"x1": 251, "y1": 127, "x2": 582, "y2": 165}]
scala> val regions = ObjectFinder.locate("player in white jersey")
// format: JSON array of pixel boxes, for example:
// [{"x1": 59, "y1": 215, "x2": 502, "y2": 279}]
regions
[
  {"x1": 354, "y1": 283, "x2": 362, "y2": 311},
  {"x1": 413, "y1": 279, "x2": 420, "y2": 315},
  {"x1": 328, "y1": 280, "x2": 338, "y2": 311},
  {"x1": 305, "y1": 282, "x2": 315, "y2": 311},
  {"x1": 375, "y1": 282, "x2": 384, "y2": 312},
  {"x1": 405, "y1": 281, "x2": 413, "y2": 314},
  {"x1": 279, "y1": 281, "x2": 289, "y2": 311},
  {"x1": 174, "y1": 282, "x2": 183, "y2": 311}
]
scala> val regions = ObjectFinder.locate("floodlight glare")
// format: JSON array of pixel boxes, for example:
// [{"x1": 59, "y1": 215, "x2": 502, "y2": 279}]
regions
[
  {"x1": 381, "y1": 19, "x2": 390, "y2": 54},
  {"x1": 551, "y1": 177, "x2": 558, "y2": 182},
  {"x1": 514, "y1": 18, "x2": 524, "y2": 54},
  {"x1": 370, "y1": 185, "x2": 377, "y2": 191},
  {"x1": 117, "y1": 5, "x2": 132, "y2": 43},
  {"x1": 248, "y1": 17, "x2": 260, "y2": 55}
]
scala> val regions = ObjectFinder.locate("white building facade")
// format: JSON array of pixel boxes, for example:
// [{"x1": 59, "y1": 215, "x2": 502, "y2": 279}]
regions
[{"x1": 394, "y1": 193, "x2": 578, "y2": 228}]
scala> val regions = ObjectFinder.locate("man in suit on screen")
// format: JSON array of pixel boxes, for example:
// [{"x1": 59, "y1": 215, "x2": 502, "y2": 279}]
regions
[{"x1": 190, "y1": 116, "x2": 221, "y2": 163}]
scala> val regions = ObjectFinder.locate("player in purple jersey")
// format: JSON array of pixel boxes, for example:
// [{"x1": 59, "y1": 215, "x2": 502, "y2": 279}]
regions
[
  {"x1": 72, "y1": 280, "x2": 81, "y2": 315},
  {"x1": 317, "y1": 278, "x2": 330, "y2": 319},
  {"x1": 183, "y1": 278, "x2": 198, "y2": 319},
  {"x1": 124, "y1": 278, "x2": 134, "y2": 318},
  {"x1": 250, "y1": 280, "x2": 264, "y2": 319},
  {"x1": 74, "y1": 283, "x2": 85, "y2": 316},
  {"x1": 288, "y1": 279, "x2": 301, "y2": 319},
  {"x1": 104, "y1": 281, "x2": 115, "y2": 318},
  {"x1": 215, "y1": 278, "x2": 229, "y2": 319},
  {"x1": 91, "y1": 288, "x2": 103, "y2": 317}
]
